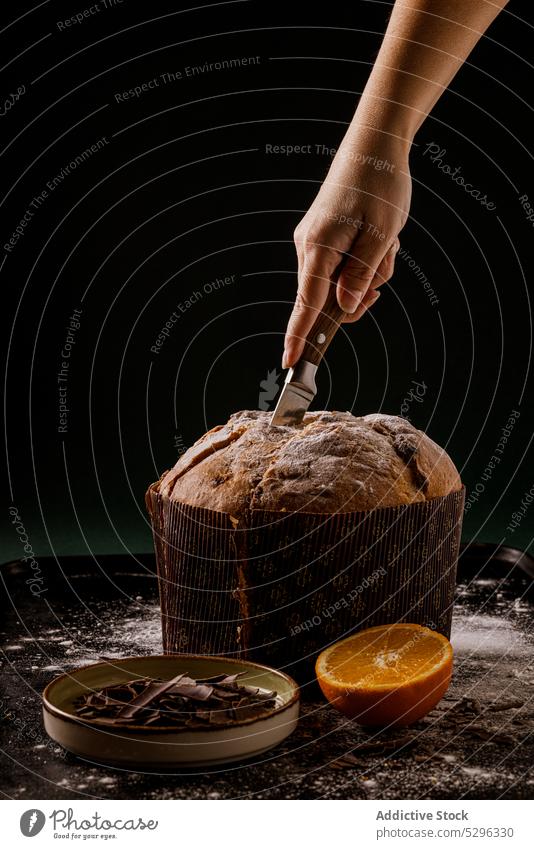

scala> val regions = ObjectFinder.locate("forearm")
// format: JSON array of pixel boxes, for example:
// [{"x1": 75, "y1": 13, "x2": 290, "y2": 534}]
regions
[
  {"x1": 283, "y1": 1, "x2": 509, "y2": 362},
  {"x1": 347, "y1": 0, "x2": 509, "y2": 147}
]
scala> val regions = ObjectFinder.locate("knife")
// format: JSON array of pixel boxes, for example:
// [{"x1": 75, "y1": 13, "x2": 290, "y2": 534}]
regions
[{"x1": 270, "y1": 276, "x2": 347, "y2": 426}]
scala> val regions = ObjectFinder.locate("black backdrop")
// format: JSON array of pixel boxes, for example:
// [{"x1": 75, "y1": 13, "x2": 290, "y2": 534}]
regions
[{"x1": 2, "y1": 0, "x2": 533, "y2": 560}]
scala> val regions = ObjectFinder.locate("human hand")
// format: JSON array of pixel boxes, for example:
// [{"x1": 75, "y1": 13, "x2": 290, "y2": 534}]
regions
[{"x1": 283, "y1": 132, "x2": 412, "y2": 368}]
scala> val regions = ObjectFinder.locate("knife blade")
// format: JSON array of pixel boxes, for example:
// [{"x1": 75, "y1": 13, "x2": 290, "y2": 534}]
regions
[{"x1": 270, "y1": 280, "x2": 347, "y2": 426}]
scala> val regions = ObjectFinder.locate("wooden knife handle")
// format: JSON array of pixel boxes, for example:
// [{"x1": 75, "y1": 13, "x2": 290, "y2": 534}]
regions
[{"x1": 300, "y1": 274, "x2": 347, "y2": 367}]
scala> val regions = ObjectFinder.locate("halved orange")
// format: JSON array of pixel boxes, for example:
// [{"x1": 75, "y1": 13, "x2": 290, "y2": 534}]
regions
[{"x1": 316, "y1": 623, "x2": 453, "y2": 727}]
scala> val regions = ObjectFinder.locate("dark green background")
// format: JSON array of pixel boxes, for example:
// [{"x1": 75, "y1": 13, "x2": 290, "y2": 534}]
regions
[{"x1": 2, "y1": 0, "x2": 533, "y2": 562}]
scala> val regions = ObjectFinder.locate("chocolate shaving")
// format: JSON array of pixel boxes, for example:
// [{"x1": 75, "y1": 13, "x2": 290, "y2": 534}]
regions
[
  {"x1": 118, "y1": 673, "x2": 188, "y2": 719},
  {"x1": 329, "y1": 752, "x2": 363, "y2": 769},
  {"x1": 352, "y1": 733, "x2": 419, "y2": 756},
  {"x1": 74, "y1": 671, "x2": 278, "y2": 728},
  {"x1": 328, "y1": 734, "x2": 421, "y2": 769},
  {"x1": 196, "y1": 673, "x2": 244, "y2": 684},
  {"x1": 486, "y1": 698, "x2": 525, "y2": 713},
  {"x1": 169, "y1": 681, "x2": 214, "y2": 701}
]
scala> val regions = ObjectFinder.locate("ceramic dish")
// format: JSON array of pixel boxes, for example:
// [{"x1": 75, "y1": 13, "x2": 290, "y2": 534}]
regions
[{"x1": 42, "y1": 654, "x2": 300, "y2": 767}]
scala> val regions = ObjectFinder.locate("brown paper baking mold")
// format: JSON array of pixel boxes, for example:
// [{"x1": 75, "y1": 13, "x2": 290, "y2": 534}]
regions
[{"x1": 146, "y1": 485, "x2": 465, "y2": 679}]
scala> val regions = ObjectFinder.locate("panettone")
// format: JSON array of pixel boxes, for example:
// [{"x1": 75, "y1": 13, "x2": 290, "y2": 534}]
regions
[
  {"x1": 155, "y1": 410, "x2": 461, "y2": 517},
  {"x1": 147, "y1": 411, "x2": 464, "y2": 673}
]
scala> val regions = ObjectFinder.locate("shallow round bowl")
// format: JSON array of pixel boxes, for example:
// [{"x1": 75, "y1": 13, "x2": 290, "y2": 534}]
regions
[{"x1": 42, "y1": 654, "x2": 299, "y2": 768}]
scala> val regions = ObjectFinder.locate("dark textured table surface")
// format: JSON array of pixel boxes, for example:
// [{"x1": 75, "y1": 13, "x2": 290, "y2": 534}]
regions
[{"x1": 1, "y1": 548, "x2": 533, "y2": 800}]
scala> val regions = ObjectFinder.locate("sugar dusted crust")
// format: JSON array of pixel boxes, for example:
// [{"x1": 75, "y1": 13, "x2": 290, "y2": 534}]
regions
[{"x1": 151, "y1": 411, "x2": 462, "y2": 517}]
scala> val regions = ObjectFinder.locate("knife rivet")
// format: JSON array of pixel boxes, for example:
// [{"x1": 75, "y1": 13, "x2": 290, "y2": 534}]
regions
[{"x1": 316, "y1": 332, "x2": 326, "y2": 345}]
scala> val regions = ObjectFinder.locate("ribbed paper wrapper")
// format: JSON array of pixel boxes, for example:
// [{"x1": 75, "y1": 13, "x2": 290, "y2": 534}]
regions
[{"x1": 146, "y1": 486, "x2": 465, "y2": 680}]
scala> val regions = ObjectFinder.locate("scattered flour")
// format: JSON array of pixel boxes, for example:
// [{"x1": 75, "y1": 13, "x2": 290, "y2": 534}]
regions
[
  {"x1": 451, "y1": 612, "x2": 531, "y2": 658},
  {"x1": 461, "y1": 766, "x2": 511, "y2": 781}
]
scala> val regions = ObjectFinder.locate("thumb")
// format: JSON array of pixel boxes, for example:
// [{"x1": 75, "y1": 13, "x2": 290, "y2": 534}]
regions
[{"x1": 337, "y1": 229, "x2": 391, "y2": 313}]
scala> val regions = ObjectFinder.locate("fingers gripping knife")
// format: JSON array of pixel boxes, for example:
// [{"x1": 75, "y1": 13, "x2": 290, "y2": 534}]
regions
[{"x1": 270, "y1": 280, "x2": 347, "y2": 426}]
